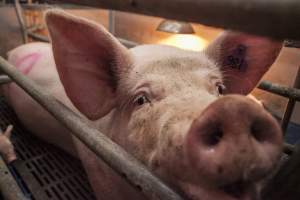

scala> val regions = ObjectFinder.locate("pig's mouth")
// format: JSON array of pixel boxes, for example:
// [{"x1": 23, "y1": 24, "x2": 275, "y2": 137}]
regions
[{"x1": 219, "y1": 180, "x2": 253, "y2": 199}]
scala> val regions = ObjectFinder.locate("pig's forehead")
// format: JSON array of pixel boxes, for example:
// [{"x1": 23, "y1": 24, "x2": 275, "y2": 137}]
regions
[{"x1": 129, "y1": 44, "x2": 217, "y2": 73}]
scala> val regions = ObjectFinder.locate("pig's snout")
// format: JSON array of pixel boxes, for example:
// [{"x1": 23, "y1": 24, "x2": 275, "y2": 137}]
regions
[{"x1": 185, "y1": 95, "x2": 282, "y2": 188}]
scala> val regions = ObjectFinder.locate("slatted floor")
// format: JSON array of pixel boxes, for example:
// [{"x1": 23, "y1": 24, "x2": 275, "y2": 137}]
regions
[{"x1": 0, "y1": 97, "x2": 96, "y2": 200}]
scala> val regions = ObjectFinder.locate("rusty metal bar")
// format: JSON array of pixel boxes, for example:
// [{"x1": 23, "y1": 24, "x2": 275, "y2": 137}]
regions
[
  {"x1": 45, "y1": 0, "x2": 300, "y2": 40},
  {"x1": 0, "y1": 158, "x2": 27, "y2": 200},
  {"x1": 258, "y1": 81, "x2": 300, "y2": 101},
  {"x1": 281, "y1": 67, "x2": 300, "y2": 133},
  {"x1": 14, "y1": 0, "x2": 28, "y2": 44},
  {"x1": 0, "y1": 56, "x2": 184, "y2": 200}
]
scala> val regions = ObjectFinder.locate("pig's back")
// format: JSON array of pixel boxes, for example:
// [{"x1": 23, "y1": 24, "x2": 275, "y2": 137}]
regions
[{"x1": 3, "y1": 43, "x2": 77, "y2": 157}]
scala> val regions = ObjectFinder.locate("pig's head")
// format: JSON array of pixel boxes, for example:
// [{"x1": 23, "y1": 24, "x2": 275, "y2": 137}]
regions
[{"x1": 46, "y1": 10, "x2": 283, "y2": 200}]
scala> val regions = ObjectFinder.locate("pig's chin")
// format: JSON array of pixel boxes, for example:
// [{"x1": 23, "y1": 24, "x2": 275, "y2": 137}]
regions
[{"x1": 179, "y1": 181, "x2": 259, "y2": 200}]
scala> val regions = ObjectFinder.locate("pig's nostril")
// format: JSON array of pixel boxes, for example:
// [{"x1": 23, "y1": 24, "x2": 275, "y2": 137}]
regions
[
  {"x1": 203, "y1": 127, "x2": 223, "y2": 146},
  {"x1": 250, "y1": 121, "x2": 267, "y2": 143}
]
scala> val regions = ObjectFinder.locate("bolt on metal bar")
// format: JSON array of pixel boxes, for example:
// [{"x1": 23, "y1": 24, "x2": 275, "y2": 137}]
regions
[
  {"x1": 258, "y1": 81, "x2": 300, "y2": 101},
  {"x1": 45, "y1": 0, "x2": 300, "y2": 40},
  {"x1": 0, "y1": 56, "x2": 184, "y2": 200},
  {"x1": 281, "y1": 67, "x2": 300, "y2": 133},
  {"x1": 0, "y1": 158, "x2": 27, "y2": 200},
  {"x1": 14, "y1": 0, "x2": 28, "y2": 44}
]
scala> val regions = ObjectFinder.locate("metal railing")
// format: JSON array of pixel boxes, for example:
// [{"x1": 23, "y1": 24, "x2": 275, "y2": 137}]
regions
[{"x1": 1, "y1": 0, "x2": 300, "y2": 199}]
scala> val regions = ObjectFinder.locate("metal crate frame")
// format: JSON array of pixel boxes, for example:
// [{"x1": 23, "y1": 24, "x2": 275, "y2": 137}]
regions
[{"x1": 0, "y1": 0, "x2": 300, "y2": 200}]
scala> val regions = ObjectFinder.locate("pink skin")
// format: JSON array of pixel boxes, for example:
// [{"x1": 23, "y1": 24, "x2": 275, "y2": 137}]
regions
[
  {"x1": 3, "y1": 10, "x2": 283, "y2": 200},
  {"x1": 15, "y1": 53, "x2": 41, "y2": 75}
]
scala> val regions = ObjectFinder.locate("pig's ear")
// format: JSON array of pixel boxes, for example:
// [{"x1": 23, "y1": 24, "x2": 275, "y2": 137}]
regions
[
  {"x1": 45, "y1": 10, "x2": 131, "y2": 120},
  {"x1": 205, "y1": 32, "x2": 282, "y2": 95}
]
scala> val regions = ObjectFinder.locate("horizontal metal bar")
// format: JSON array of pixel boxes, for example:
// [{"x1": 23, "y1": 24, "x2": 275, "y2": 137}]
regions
[
  {"x1": 27, "y1": 31, "x2": 50, "y2": 42},
  {"x1": 0, "y1": 56, "x2": 184, "y2": 200},
  {"x1": 0, "y1": 75, "x2": 12, "y2": 84},
  {"x1": 258, "y1": 81, "x2": 300, "y2": 101},
  {"x1": 45, "y1": 0, "x2": 300, "y2": 40},
  {"x1": 26, "y1": 31, "x2": 139, "y2": 49},
  {"x1": 0, "y1": 158, "x2": 27, "y2": 200},
  {"x1": 27, "y1": 25, "x2": 45, "y2": 33},
  {"x1": 284, "y1": 40, "x2": 300, "y2": 48}
]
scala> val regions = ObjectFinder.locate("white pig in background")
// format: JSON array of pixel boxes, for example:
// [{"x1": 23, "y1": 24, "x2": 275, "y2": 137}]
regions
[{"x1": 2, "y1": 10, "x2": 283, "y2": 200}]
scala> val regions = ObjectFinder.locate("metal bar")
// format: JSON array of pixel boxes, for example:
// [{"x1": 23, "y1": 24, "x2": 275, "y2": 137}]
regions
[
  {"x1": 14, "y1": 0, "x2": 28, "y2": 44},
  {"x1": 281, "y1": 67, "x2": 300, "y2": 133},
  {"x1": 108, "y1": 10, "x2": 115, "y2": 35},
  {"x1": 0, "y1": 75, "x2": 12, "y2": 85},
  {"x1": 284, "y1": 40, "x2": 300, "y2": 48},
  {"x1": 0, "y1": 158, "x2": 27, "y2": 200},
  {"x1": 0, "y1": 56, "x2": 184, "y2": 200},
  {"x1": 258, "y1": 81, "x2": 300, "y2": 101},
  {"x1": 22, "y1": 3, "x2": 93, "y2": 10},
  {"x1": 27, "y1": 31, "x2": 50, "y2": 42},
  {"x1": 27, "y1": 24, "x2": 45, "y2": 33},
  {"x1": 45, "y1": 0, "x2": 300, "y2": 40}
]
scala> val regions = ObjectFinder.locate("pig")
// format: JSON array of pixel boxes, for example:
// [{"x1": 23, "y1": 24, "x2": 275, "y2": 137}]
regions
[
  {"x1": 0, "y1": 125, "x2": 17, "y2": 163},
  {"x1": 2, "y1": 10, "x2": 283, "y2": 200}
]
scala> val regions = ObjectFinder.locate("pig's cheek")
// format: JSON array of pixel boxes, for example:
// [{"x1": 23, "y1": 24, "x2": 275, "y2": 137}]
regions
[{"x1": 127, "y1": 106, "x2": 160, "y2": 164}]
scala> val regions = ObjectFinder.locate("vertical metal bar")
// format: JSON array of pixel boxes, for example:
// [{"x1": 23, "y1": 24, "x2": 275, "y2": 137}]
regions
[
  {"x1": 14, "y1": 0, "x2": 28, "y2": 44},
  {"x1": 108, "y1": 10, "x2": 115, "y2": 35},
  {"x1": 281, "y1": 67, "x2": 300, "y2": 134}
]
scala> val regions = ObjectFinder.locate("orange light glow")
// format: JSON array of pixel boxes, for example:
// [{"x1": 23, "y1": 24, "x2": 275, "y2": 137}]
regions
[{"x1": 158, "y1": 34, "x2": 208, "y2": 51}]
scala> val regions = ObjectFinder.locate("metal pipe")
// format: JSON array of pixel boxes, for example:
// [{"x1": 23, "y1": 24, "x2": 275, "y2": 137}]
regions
[
  {"x1": 0, "y1": 56, "x2": 184, "y2": 200},
  {"x1": 258, "y1": 81, "x2": 300, "y2": 101},
  {"x1": 45, "y1": 0, "x2": 300, "y2": 40},
  {"x1": 27, "y1": 31, "x2": 50, "y2": 42},
  {"x1": 108, "y1": 10, "x2": 115, "y2": 35},
  {"x1": 0, "y1": 75, "x2": 12, "y2": 85},
  {"x1": 281, "y1": 67, "x2": 300, "y2": 133},
  {"x1": 14, "y1": 0, "x2": 28, "y2": 43},
  {"x1": 27, "y1": 24, "x2": 45, "y2": 33},
  {"x1": 0, "y1": 158, "x2": 27, "y2": 200}
]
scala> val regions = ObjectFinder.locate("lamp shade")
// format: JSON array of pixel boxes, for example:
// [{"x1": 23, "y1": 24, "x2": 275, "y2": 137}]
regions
[{"x1": 156, "y1": 20, "x2": 195, "y2": 34}]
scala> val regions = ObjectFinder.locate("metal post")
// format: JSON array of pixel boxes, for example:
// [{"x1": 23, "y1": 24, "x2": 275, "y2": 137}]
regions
[
  {"x1": 0, "y1": 56, "x2": 184, "y2": 200},
  {"x1": 14, "y1": 0, "x2": 28, "y2": 44},
  {"x1": 108, "y1": 10, "x2": 115, "y2": 35},
  {"x1": 281, "y1": 67, "x2": 300, "y2": 133}
]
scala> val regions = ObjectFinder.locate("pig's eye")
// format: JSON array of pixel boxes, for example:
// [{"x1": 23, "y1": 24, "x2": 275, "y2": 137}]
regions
[
  {"x1": 216, "y1": 83, "x2": 226, "y2": 95},
  {"x1": 133, "y1": 94, "x2": 150, "y2": 106}
]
